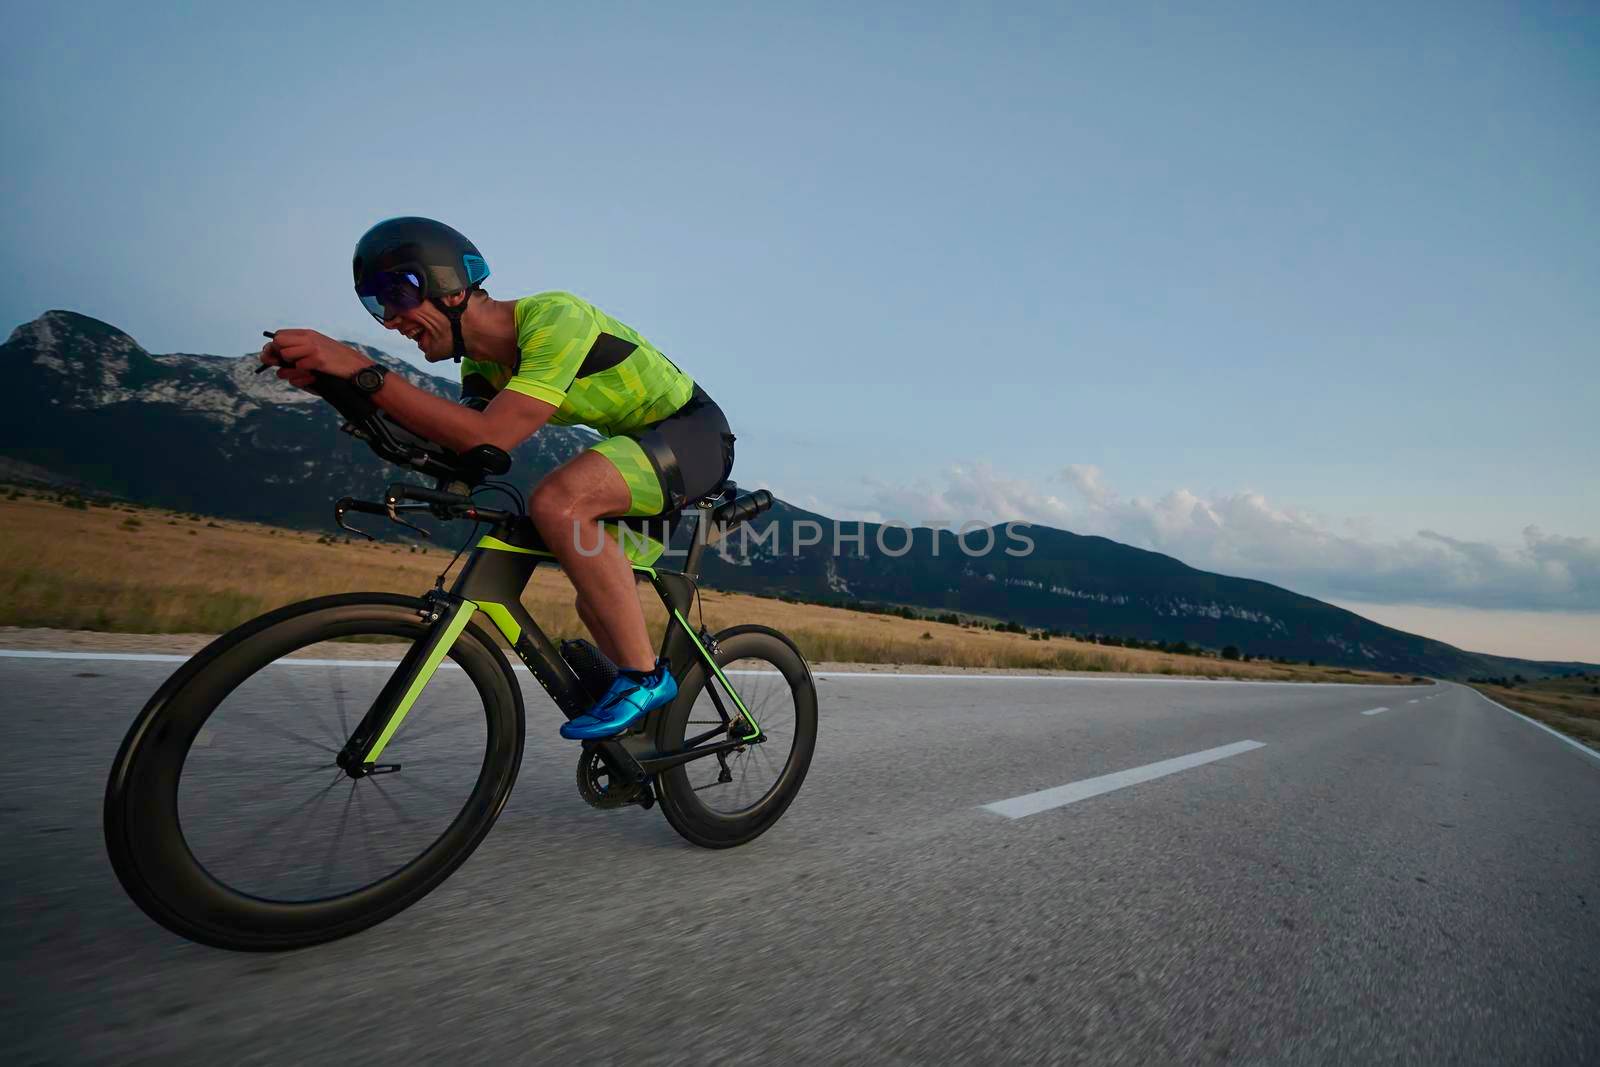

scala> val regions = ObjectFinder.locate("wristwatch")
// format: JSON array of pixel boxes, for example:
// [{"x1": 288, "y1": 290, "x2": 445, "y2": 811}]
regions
[{"x1": 352, "y1": 364, "x2": 389, "y2": 395}]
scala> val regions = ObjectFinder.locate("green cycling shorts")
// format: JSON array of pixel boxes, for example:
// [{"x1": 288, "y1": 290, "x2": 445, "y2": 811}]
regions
[{"x1": 586, "y1": 386, "x2": 735, "y2": 567}]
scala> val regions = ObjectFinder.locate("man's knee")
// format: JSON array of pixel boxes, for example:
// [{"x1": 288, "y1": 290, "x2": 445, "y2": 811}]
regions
[{"x1": 529, "y1": 477, "x2": 580, "y2": 533}]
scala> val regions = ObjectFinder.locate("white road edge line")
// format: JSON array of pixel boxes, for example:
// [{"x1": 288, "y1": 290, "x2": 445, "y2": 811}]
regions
[
  {"x1": 1470, "y1": 687, "x2": 1600, "y2": 767},
  {"x1": 0, "y1": 650, "x2": 423, "y2": 667},
  {"x1": 811, "y1": 673, "x2": 1413, "y2": 687},
  {"x1": 981, "y1": 740, "x2": 1267, "y2": 819},
  {"x1": 1362, "y1": 707, "x2": 1389, "y2": 716},
  {"x1": 0, "y1": 649, "x2": 1428, "y2": 688}
]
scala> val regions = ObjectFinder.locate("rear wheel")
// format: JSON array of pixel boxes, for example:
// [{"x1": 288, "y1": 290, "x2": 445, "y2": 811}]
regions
[
  {"x1": 654, "y1": 626, "x2": 817, "y2": 848},
  {"x1": 104, "y1": 593, "x2": 524, "y2": 951}
]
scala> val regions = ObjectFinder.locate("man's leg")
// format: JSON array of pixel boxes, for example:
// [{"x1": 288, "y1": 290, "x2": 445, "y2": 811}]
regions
[
  {"x1": 574, "y1": 592, "x2": 621, "y2": 665},
  {"x1": 529, "y1": 450, "x2": 656, "y2": 673}
]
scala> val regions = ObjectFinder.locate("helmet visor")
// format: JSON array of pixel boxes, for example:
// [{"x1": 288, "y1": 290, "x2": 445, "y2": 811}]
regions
[{"x1": 355, "y1": 269, "x2": 425, "y2": 322}]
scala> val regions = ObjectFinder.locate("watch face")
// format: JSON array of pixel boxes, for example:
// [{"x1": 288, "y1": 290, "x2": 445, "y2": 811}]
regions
[{"x1": 356, "y1": 366, "x2": 385, "y2": 393}]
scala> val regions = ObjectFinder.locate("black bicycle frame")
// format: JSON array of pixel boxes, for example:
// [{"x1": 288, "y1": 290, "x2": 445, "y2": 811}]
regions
[{"x1": 334, "y1": 501, "x2": 757, "y2": 785}]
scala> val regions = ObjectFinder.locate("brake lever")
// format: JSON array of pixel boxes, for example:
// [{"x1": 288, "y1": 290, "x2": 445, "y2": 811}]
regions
[
  {"x1": 334, "y1": 496, "x2": 378, "y2": 541},
  {"x1": 335, "y1": 496, "x2": 432, "y2": 541},
  {"x1": 384, "y1": 498, "x2": 432, "y2": 539}
]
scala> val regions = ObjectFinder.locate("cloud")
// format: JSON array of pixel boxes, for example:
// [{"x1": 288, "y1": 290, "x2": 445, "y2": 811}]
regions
[
  {"x1": 1062, "y1": 463, "x2": 1113, "y2": 507},
  {"x1": 829, "y1": 463, "x2": 1600, "y2": 612}
]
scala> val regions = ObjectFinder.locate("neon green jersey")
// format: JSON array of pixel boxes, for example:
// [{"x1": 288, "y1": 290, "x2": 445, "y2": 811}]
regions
[{"x1": 459, "y1": 292, "x2": 694, "y2": 437}]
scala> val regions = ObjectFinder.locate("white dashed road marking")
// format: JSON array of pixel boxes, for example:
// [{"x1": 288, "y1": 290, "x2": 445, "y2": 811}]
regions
[{"x1": 981, "y1": 740, "x2": 1267, "y2": 819}]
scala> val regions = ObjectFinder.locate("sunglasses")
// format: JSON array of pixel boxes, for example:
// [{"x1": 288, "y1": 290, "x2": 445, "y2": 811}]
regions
[{"x1": 355, "y1": 269, "x2": 425, "y2": 323}]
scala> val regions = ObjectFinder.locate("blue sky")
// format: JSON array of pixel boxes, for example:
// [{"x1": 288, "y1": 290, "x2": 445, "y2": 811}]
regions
[{"x1": 2, "y1": 2, "x2": 1596, "y2": 659}]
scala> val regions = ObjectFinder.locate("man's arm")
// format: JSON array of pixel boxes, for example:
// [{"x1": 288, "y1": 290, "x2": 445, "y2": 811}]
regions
[
  {"x1": 260, "y1": 329, "x2": 554, "y2": 454},
  {"x1": 371, "y1": 373, "x2": 555, "y2": 454}
]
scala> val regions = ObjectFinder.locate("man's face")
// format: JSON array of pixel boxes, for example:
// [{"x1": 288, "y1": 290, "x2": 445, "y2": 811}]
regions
[{"x1": 381, "y1": 300, "x2": 454, "y2": 362}]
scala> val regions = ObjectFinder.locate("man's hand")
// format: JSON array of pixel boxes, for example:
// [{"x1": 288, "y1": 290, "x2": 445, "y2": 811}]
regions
[{"x1": 259, "y1": 330, "x2": 373, "y2": 390}]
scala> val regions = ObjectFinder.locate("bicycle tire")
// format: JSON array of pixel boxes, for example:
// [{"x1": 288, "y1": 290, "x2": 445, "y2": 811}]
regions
[
  {"x1": 103, "y1": 593, "x2": 524, "y2": 951},
  {"x1": 654, "y1": 625, "x2": 817, "y2": 848}
]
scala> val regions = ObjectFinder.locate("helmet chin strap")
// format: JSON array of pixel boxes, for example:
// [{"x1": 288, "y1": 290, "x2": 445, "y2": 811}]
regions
[{"x1": 431, "y1": 290, "x2": 474, "y2": 363}]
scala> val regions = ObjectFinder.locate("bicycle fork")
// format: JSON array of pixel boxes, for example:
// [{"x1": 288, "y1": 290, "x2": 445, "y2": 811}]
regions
[{"x1": 334, "y1": 596, "x2": 476, "y2": 778}]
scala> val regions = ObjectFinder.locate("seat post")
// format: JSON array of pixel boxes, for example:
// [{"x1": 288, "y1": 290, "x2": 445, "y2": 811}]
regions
[
  {"x1": 681, "y1": 481, "x2": 735, "y2": 579},
  {"x1": 682, "y1": 502, "x2": 714, "y2": 578}
]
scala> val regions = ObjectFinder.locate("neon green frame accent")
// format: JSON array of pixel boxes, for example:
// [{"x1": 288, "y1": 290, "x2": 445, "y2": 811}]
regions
[
  {"x1": 673, "y1": 608, "x2": 760, "y2": 739},
  {"x1": 363, "y1": 602, "x2": 477, "y2": 763},
  {"x1": 475, "y1": 601, "x2": 521, "y2": 643},
  {"x1": 477, "y1": 535, "x2": 550, "y2": 557}
]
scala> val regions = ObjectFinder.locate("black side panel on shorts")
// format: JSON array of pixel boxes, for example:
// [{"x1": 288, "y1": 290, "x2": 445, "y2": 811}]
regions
[
  {"x1": 627, "y1": 385, "x2": 736, "y2": 515},
  {"x1": 632, "y1": 431, "x2": 688, "y2": 512}
]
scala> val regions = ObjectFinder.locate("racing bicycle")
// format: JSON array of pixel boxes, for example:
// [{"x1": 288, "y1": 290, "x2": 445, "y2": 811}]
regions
[{"x1": 103, "y1": 367, "x2": 817, "y2": 951}]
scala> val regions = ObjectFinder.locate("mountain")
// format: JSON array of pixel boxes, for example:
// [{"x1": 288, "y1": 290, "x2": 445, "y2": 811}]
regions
[
  {"x1": 1, "y1": 310, "x2": 597, "y2": 530},
  {"x1": 4, "y1": 310, "x2": 1593, "y2": 681},
  {"x1": 698, "y1": 503, "x2": 1596, "y2": 680}
]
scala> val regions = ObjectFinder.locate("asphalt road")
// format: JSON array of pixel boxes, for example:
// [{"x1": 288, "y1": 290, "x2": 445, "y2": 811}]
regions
[{"x1": 4, "y1": 653, "x2": 1599, "y2": 1065}]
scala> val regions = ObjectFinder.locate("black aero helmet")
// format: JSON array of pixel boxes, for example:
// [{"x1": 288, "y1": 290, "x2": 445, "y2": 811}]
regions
[{"x1": 352, "y1": 216, "x2": 490, "y2": 362}]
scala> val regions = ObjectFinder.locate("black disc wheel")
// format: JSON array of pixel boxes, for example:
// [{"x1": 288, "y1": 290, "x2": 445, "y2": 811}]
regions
[
  {"x1": 654, "y1": 625, "x2": 817, "y2": 848},
  {"x1": 104, "y1": 593, "x2": 524, "y2": 951}
]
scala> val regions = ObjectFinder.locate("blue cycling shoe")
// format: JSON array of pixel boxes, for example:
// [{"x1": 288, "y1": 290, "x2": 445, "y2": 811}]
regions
[{"x1": 560, "y1": 660, "x2": 678, "y2": 741}]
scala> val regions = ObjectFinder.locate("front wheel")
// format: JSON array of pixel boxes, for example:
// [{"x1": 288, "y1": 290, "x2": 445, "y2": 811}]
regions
[
  {"x1": 103, "y1": 593, "x2": 525, "y2": 951},
  {"x1": 654, "y1": 625, "x2": 817, "y2": 848}
]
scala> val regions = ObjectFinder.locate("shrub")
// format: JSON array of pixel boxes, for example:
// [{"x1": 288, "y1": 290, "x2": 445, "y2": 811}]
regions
[{"x1": 1221, "y1": 645, "x2": 1241, "y2": 661}]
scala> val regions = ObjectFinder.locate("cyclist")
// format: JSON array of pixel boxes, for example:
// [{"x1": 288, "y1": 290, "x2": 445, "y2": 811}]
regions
[{"x1": 261, "y1": 216, "x2": 734, "y2": 740}]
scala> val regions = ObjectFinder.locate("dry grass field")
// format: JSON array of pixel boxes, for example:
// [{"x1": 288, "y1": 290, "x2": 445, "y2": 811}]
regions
[
  {"x1": 0, "y1": 488, "x2": 1417, "y2": 684},
  {"x1": 1469, "y1": 677, "x2": 1600, "y2": 752}
]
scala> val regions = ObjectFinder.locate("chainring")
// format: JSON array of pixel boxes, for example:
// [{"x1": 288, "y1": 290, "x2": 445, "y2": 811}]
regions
[{"x1": 576, "y1": 748, "x2": 642, "y2": 810}]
